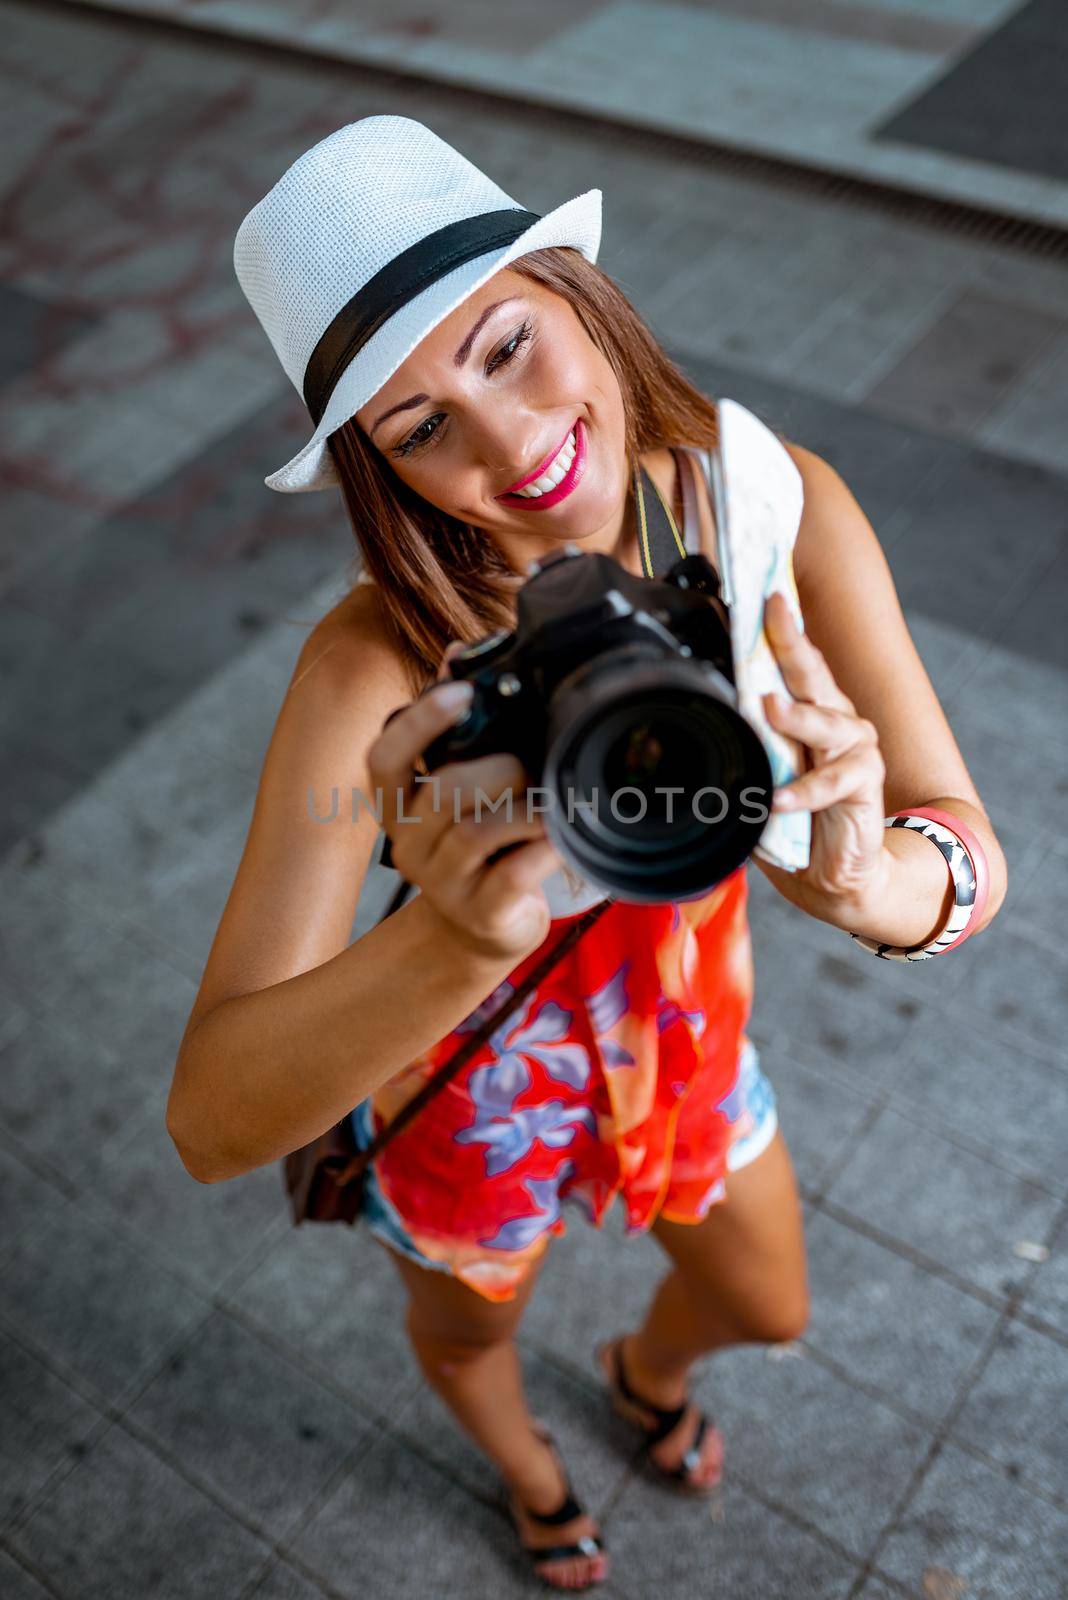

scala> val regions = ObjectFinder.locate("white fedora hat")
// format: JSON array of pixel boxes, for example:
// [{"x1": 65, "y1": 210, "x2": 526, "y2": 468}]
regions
[{"x1": 233, "y1": 114, "x2": 602, "y2": 494}]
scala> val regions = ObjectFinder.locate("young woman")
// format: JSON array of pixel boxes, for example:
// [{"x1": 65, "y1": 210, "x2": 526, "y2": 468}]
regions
[{"x1": 167, "y1": 116, "x2": 1006, "y2": 1590}]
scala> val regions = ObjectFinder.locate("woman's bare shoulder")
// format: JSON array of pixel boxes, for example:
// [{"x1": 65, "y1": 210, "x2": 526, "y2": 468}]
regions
[{"x1": 290, "y1": 577, "x2": 412, "y2": 709}]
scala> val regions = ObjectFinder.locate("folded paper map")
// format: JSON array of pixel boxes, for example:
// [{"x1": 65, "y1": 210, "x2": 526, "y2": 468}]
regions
[{"x1": 692, "y1": 399, "x2": 812, "y2": 873}]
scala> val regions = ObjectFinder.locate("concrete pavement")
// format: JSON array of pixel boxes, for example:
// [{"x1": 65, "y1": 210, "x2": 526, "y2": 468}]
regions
[
  {"x1": 58, "y1": 0, "x2": 1068, "y2": 228},
  {"x1": 1, "y1": 3, "x2": 1067, "y2": 1596}
]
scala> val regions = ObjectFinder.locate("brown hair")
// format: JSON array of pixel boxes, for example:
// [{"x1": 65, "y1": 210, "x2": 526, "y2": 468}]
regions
[{"x1": 325, "y1": 245, "x2": 722, "y2": 696}]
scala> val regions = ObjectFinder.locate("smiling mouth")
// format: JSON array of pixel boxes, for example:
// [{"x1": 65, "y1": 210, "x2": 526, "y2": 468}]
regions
[{"x1": 497, "y1": 419, "x2": 586, "y2": 511}]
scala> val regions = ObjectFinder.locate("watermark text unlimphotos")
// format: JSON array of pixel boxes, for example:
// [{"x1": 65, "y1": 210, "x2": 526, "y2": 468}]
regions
[{"x1": 308, "y1": 782, "x2": 770, "y2": 828}]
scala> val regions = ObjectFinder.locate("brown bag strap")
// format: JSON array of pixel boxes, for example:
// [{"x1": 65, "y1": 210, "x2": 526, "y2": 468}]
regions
[
  {"x1": 674, "y1": 446, "x2": 700, "y2": 553},
  {"x1": 336, "y1": 892, "x2": 614, "y2": 1184}
]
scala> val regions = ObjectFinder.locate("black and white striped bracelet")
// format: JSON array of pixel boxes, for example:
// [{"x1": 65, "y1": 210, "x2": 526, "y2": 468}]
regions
[{"x1": 849, "y1": 810, "x2": 986, "y2": 962}]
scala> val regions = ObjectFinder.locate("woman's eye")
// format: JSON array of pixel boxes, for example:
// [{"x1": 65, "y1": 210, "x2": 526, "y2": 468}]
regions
[
  {"x1": 395, "y1": 416, "x2": 442, "y2": 457},
  {"x1": 392, "y1": 319, "x2": 534, "y2": 458},
  {"x1": 487, "y1": 319, "x2": 534, "y2": 373}
]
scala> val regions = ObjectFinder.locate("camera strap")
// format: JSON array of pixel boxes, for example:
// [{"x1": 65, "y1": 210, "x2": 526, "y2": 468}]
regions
[{"x1": 634, "y1": 456, "x2": 689, "y2": 579}]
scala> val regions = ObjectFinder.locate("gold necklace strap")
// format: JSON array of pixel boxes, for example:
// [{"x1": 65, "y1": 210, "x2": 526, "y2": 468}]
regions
[{"x1": 634, "y1": 463, "x2": 655, "y2": 578}]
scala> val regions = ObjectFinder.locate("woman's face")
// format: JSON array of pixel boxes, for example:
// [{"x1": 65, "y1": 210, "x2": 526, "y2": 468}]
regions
[{"x1": 353, "y1": 268, "x2": 630, "y2": 572}]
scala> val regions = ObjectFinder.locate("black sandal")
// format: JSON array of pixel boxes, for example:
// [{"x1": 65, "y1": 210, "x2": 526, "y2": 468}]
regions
[
  {"x1": 598, "y1": 1336, "x2": 722, "y2": 1496},
  {"x1": 508, "y1": 1426, "x2": 608, "y2": 1589}
]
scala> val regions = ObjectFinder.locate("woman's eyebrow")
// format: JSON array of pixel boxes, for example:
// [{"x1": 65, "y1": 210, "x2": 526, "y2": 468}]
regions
[
  {"x1": 370, "y1": 297, "x2": 520, "y2": 438},
  {"x1": 453, "y1": 297, "x2": 517, "y2": 366}
]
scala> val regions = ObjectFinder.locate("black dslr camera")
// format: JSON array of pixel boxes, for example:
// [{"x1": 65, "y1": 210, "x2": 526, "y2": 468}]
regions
[{"x1": 399, "y1": 545, "x2": 773, "y2": 903}]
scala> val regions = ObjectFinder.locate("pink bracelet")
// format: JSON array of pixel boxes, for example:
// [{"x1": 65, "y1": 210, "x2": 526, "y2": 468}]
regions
[{"x1": 850, "y1": 807, "x2": 990, "y2": 962}]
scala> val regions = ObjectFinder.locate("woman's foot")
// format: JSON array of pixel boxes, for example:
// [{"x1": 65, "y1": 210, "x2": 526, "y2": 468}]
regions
[
  {"x1": 598, "y1": 1335, "x2": 723, "y2": 1493},
  {"x1": 508, "y1": 1425, "x2": 609, "y2": 1590}
]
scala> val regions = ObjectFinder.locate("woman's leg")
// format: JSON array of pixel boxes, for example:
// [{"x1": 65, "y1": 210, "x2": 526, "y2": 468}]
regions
[
  {"x1": 605, "y1": 1130, "x2": 808, "y2": 1483},
  {"x1": 384, "y1": 1242, "x2": 608, "y2": 1588}
]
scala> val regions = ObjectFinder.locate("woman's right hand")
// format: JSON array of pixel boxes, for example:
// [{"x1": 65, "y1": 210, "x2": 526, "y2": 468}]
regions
[{"x1": 367, "y1": 645, "x2": 563, "y2": 964}]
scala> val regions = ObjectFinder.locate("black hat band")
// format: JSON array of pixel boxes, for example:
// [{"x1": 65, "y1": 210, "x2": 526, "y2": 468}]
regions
[{"x1": 302, "y1": 207, "x2": 542, "y2": 428}]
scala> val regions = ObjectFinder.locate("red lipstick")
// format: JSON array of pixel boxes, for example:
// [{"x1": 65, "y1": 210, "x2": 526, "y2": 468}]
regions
[{"x1": 497, "y1": 418, "x2": 587, "y2": 511}]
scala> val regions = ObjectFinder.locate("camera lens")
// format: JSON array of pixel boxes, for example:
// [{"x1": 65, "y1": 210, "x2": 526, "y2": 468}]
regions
[
  {"x1": 544, "y1": 652, "x2": 773, "y2": 902},
  {"x1": 595, "y1": 700, "x2": 741, "y2": 829}
]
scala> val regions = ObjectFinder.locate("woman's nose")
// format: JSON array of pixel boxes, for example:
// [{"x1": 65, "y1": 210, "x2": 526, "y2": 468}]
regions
[{"x1": 469, "y1": 408, "x2": 545, "y2": 483}]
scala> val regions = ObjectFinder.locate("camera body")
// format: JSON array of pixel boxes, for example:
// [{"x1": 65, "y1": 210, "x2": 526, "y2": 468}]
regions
[{"x1": 419, "y1": 544, "x2": 773, "y2": 904}]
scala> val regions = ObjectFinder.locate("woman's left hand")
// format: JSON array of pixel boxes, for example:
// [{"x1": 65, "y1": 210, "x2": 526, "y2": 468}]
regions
[{"x1": 757, "y1": 590, "x2": 888, "y2": 905}]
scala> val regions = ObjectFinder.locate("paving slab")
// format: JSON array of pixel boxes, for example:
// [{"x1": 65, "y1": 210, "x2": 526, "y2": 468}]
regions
[
  {"x1": 87, "y1": 824, "x2": 254, "y2": 984},
  {"x1": 759, "y1": 986, "x2": 927, "y2": 1105},
  {"x1": 803, "y1": 1210, "x2": 1002, "y2": 1424},
  {"x1": 941, "y1": 917, "x2": 1068, "y2": 1064},
  {"x1": 0, "y1": 855, "x2": 193, "y2": 1037},
  {"x1": 0, "y1": 993, "x2": 175, "y2": 1178},
  {"x1": 225, "y1": 1224, "x2": 423, "y2": 1415},
  {"x1": 0, "y1": 870, "x2": 125, "y2": 1017},
  {"x1": 0, "y1": 1330, "x2": 104, "y2": 1532},
  {"x1": 92, "y1": 1103, "x2": 289, "y2": 1295},
  {"x1": 0, "y1": 976, "x2": 31, "y2": 1056},
  {"x1": 988, "y1": 543, "x2": 1068, "y2": 676},
  {"x1": 941, "y1": 627, "x2": 1068, "y2": 768},
  {"x1": 938, "y1": 704, "x2": 1068, "y2": 844},
  {"x1": 0, "y1": 1141, "x2": 67, "y2": 1245},
  {"x1": 0, "y1": 616, "x2": 179, "y2": 819},
  {"x1": 980, "y1": 330, "x2": 1068, "y2": 474},
  {"x1": 783, "y1": 267, "x2": 955, "y2": 407},
  {"x1": 1021, "y1": 1223, "x2": 1068, "y2": 1337},
  {"x1": 126, "y1": 1309, "x2": 377, "y2": 1536},
  {"x1": 854, "y1": 1581, "x2": 914, "y2": 1600},
  {"x1": 289, "y1": 1426, "x2": 541, "y2": 1599},
  {"x1": 895, "y1": 587, "x2": 1000, "y2": 690},
  {"x1": 882, "y1": 1020, "x2": 1068, "y2": 1192},
  {"x1": 678, "y1": 230, "x2": 877, "y2": 382},
  {"x1": 0, "y1": 281, "x2": 99, "y2": 388},
  {"x1": 10, "y1": 1424, "x2": 272, "y2": 1600},
  {"x1": 883, "y1": 448, "x2": 1068, "y2": 670},
  {"x1": 688, "y1": 380, "x2": 963, "y2": 553},
  {"x1": 825, "y1": 1108, "x2": 1062, "y2": 1303},
  {"x1": 0, "y1": 739, "x2": 98, "y2": 857},
  {"x1": 950, "y1": 1318, "x2": 1068, "y2": 1501},
  {"x1": 689, "y1": 1343, "x2": 929, "y2": 1561},
  {"x1": 0, "y1": 1199, "x2": 207, "y2": 1407},
  {"x1": 0, "y1": 1551, "x2": 56, "y2": 1600},
  {"x1": 9, "y1": 743, "x2": 258, "y2": 918},
  {"x1": 967, "y1": 857, "x2": 1068, "y2": 1015},
  {"x1": 2, "y1": 386, "x2": 345, "y2": 815},
  {"x1": 745, "y1": 911, "x2": 932, "y2": 1081},
  {"x1": 875, "y1": 1439, "x2": 1068, "y2": 1599},
  {"x1": 864, "y1": 286, "x2": 1067, "y2": 438},
  {"x1": 160, "y1": 616, "x2": 313, "y2": 777},
  {"x1": 606, "y1": 1466, "x2": 860, "y2": 1599},
  {"x1": 248, "y1": 1560, "x2": 334, "y2": 1600}
]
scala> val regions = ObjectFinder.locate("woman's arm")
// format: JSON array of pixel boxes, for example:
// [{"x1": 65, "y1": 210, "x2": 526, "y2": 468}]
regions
[
  {"x1": 166, "y1": 598, "x2": 519, "y2": 1185},
  {"x1": 753, "y1": 441, "x2": 1008, "y2": 948},
  {"x1": 170, "y1": 892, "x2": 515, "y2": 1184}
]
